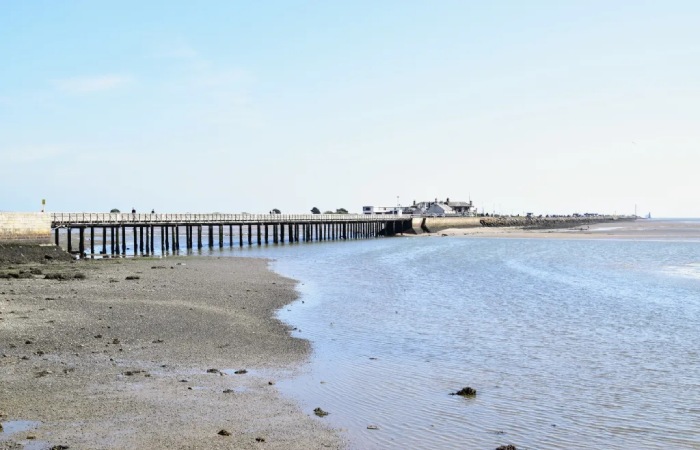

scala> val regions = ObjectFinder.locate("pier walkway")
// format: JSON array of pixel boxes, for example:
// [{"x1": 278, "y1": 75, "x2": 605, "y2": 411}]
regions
[{"x1": 51, "y1": 213, "x2": 411, "y2": 257}]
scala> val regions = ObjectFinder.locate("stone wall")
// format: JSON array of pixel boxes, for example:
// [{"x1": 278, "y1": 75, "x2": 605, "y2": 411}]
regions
[
  {"x1": 0, "y1": 213, "x2": 52, "y2": 243},
  {"x1": 409, "y1": 215, "x2": 635, "y2": 233},
  {"x1": 478, "y1": 215, "x2": 633, "y2": 228}
]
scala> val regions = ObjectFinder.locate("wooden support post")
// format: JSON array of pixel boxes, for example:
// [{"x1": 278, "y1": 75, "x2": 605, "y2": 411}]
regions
[
  {"x1": 90, "y1": 227, "x2": 94, "y2": 256},
  {"x1": 257, "y1": 224, "x2": 261, "y2": 245},
  {"x1": 239, "y1": 225, "x2": 243, "y2": 247},
  {"x1": 208, "y1": 225, "x2": 214, "y2": 248},
  {"x1": 175, "y1": 225, "x2": 178, "y2": 251},
  {"x1": 55, "y1": 228, "x2": 59, "y2": 246},
  {"x1": 102, "y1": 227, "x2": 107, "y2": 254},
  {"x1": 67, "y1": 228, "x2": 72, "y2": 253},
  {"x1": 145, "y1": 227, "x2": 150, "y2": 254},
  {"x1": 264, "y1": 224, "x2": 269, "y2": 244},
  {"x1": 79, "y1": 227, "x2": 85, "y2": 256},
  {"x1": 229, "y1": 225, "x2": 233, "y2": 247},
  {"x1": 248, "y1": 224, "x2": 252, "y2": 245},
  {"x1": 133, "y1": 227, "x2": 138, "y2": 254},
  {"x1": 150, "y1": 226, "x2": 155, "y2": 253},
  {"x1": 139, "y1": 227, "x2": 144, "y2": 255},
  {"x1": 281, "y1": 223, "x2": 285, "y2": 243},
  {"x1": 110, "y1": 227, "x2": 115, "y2": 254},
  {"x1": 273, "y1": 225, "x2": 278, "y2": 244},
  {"x1": 121, "y1": 226, "x2": 126, "y2": 254},
  {"x1": 219, "y1": 225, "x2": 224, "y2": 248}
]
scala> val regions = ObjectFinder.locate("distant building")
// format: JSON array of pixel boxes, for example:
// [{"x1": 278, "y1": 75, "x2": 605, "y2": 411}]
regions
[
  {"x1": 413, "y1": 197, "x2": 476, "y2": 216},
  {"x1": 362, "y1": 206, "x2": 403, "y2": 215},
  {"x1": 363, "y1": 197, "x2": 476, "y2": 216}
]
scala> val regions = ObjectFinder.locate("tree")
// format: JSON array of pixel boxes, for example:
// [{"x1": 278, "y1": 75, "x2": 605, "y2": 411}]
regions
[
  {"x1": 271, "y1": 208, "x2": 281, "y2": 214},
  {"x1": 323, "y1": 210, "x2": 334, "y2": 214},
  {"x1": 335, "y1": 208, "x2": 348, "y2": 214},
  {"x1": 110, "y1": 208, "x2": 120, "y2": 213},
  {"x1": 310, "y1": 207, "x2": 321, "y2": 214}
]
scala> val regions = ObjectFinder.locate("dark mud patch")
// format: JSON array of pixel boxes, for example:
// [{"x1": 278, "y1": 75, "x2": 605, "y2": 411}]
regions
[{"x1": 0, "y1": 244, "x2": 73, "y2": 266}]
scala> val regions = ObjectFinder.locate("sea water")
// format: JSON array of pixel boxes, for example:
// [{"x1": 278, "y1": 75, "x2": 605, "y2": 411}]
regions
[{"x1": 221, "y1": 230, "x2": 700, "y2": 449}]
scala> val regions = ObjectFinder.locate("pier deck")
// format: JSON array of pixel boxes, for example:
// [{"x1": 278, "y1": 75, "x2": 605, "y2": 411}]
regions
[{"x1": 50, "y1": 213, "x2": 411, "y2": 257}]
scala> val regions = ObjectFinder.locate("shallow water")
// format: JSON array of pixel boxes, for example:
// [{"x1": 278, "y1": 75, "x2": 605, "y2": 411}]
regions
[{"x1": 221, "y1": 225, "x2": 700, "y2": 449}]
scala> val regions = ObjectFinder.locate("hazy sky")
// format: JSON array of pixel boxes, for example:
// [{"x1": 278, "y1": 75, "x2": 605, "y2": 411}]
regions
[{"x1": 2, "y1": 1, "x2": 698, "y2": 217}]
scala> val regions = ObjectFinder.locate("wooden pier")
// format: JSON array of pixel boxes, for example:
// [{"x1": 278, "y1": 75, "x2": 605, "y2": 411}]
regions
[{"x1": 51, "y1": 213, "x2": 412, "y2": 257}]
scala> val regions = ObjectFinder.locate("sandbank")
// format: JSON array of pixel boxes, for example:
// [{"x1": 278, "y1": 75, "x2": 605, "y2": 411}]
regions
[{"x1": 415, "y1": 219, "x2": 700, "y2": 241}]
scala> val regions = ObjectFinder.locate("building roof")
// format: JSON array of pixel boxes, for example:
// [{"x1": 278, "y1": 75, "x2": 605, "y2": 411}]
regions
[{"x1": 428, "y1": 203, "x2": 454, "y2": 213}]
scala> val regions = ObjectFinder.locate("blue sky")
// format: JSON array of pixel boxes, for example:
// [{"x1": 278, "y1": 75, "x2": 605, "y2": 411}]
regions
[{"x1": 2, "y1": 1, "x2": 698, "y2": 216}]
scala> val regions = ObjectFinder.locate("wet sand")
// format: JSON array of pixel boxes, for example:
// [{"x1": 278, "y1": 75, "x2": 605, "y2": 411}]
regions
[
  {"x1": 419, "y1": 219, "x2": 700, "y2": 240},
  {"x1": 0, "y1": 256, "x2": 343, "y2": 449}
]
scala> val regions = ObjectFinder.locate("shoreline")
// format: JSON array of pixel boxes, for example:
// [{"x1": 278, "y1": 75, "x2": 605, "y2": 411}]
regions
[
  {"x1": 411, "y1": 219, "x2": 700, "y2": 241},
  {"x1": 0, "y1": 255, "x2": 344, "y2": 449}
]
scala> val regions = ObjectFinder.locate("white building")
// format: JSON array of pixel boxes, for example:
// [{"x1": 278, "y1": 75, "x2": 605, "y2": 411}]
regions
[
  {"x1": 362, "y1": 206, "x2": 403, "y2": 215},
  {"x1": 414, "y1": 198, "x2": 476, "y2": 216},
  {"x1": 363, "y1": 197, "x2": 475, "y2": 216}
]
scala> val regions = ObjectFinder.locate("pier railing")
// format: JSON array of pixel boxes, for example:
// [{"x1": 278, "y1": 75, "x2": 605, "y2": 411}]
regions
[{"x1": 51, "y1": 213, "x2": 402, "y2": 226}]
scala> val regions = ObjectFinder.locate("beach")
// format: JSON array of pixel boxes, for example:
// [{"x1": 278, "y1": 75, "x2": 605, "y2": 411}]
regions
[
  {"x1": 2, "y1": 219, "x2": 697, "y2": 449},
  {"x1": 0, "y1": 254, "x2": 344, "y2": 449},
  {"x1": 419, "y1": 219, "x2": 700, "y2": 240}
]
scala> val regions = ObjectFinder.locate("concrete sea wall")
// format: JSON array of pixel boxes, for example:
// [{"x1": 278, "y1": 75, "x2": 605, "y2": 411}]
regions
[
  {"x1": 0, "y1": 213, "x2": 52, "y2": 243},
  {"x1": 411, "y1": 217, "x2": 482, "y2": 233}
]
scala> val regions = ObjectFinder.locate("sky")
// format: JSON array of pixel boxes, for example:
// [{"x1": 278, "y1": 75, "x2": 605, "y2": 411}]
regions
[{"x1": 1, "y1": 1, "x2": 699, "y2": 217}]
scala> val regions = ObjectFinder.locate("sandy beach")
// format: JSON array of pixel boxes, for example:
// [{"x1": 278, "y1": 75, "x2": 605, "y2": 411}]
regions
[
  {"x1": 0, "y1": 254, "x2": 343, "y2": 449},
  {"x1": 418, "y1": 219, "x2": 700, "y2": 240}
]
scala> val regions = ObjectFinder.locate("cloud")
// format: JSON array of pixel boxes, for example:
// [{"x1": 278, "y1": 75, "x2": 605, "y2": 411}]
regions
[{"x1": 54, "y1": 75, "x2": 133, "y2": 94}]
